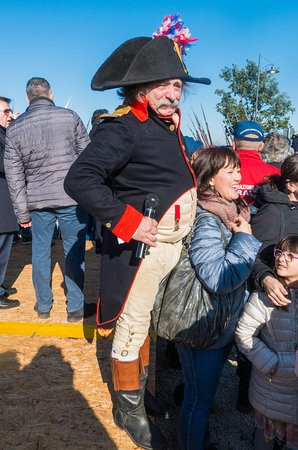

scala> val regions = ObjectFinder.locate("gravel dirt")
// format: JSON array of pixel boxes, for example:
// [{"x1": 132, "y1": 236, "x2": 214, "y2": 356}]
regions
[
  {"x1": 155, "y1": 338, "x2": 255, "y2": 450},
  {"x1": 1, "y1": 240, "x2": 262, "y2": 449}
]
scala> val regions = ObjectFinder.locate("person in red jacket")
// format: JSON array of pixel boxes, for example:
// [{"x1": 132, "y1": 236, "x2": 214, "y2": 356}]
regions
[{"x1": 232, "y1": 120, "x2": 280, "y2": 206}]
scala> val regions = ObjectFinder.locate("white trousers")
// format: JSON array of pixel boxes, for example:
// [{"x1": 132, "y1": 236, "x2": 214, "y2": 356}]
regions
[{"x1": 112, "y1": 188, "x2": 197, "y2": 358}]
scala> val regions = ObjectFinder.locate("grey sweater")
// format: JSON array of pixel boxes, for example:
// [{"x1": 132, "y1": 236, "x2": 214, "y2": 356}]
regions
[{"x1": 4, "y1": 97, "x2": 90, "y2": 222}]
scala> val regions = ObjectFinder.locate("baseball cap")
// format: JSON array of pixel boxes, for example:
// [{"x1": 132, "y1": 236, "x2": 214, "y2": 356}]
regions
[
  {"x1": 184, "y1": 136, "x2": 204, "y2": 156},
  {"x1": 233, "y1": 120, "x2": 265, "y2": 142}
]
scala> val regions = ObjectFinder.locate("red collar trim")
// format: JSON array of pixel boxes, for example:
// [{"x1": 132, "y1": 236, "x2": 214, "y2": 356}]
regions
[
  {"x1": 130, "y1": 98, "x2": 182, "y2": 125},
  {"x1": 157, "y1": 114, "x2": 173, "y2": 120},
  {"x1": 174, "y1": 108, "x2": 181, "y2": 131},
  {"x1": 158, "y1": 108, "x2": 181, "y2": 128},
  {"x1": 130, "y1": 97, "x2": 149, "y2": 122}
]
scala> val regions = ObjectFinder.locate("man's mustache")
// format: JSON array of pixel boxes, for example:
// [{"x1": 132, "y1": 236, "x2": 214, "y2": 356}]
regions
[{"x1": 156, "y1": 99, "x2": 180, "y2": 108}]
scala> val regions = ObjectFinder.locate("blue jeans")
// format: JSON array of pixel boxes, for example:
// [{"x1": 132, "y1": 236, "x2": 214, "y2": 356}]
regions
[
  {"x1": 177, "y1": 342, "x2": 232, "y2": 450},
  {"x1": 31, "y1": 206, "x2": 88, "y2": 313}
]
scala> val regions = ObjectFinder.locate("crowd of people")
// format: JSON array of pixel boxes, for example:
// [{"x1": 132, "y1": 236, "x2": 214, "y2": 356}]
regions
[{"x1": 1, "y1": 14, "x2": 298, "y2": 450}]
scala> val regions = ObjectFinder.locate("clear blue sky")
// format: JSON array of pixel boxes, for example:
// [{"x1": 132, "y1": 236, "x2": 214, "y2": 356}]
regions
[{"x1": 2, "y1": 0, "x2": 298, "y2": 143}]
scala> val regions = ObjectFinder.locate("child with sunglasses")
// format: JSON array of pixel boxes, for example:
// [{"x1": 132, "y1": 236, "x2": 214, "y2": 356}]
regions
[{"x1": 235, "y1": 235, "x2": 298, "y2": 450}]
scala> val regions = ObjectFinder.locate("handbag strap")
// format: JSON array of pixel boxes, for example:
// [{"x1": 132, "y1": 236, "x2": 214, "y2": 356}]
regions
[{"x1": 186, "y1": 211, "x2": 228, "y2": 248}]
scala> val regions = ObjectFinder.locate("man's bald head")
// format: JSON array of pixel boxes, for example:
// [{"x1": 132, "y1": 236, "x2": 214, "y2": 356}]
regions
[{"x1": 233, "y1": 138, "x2": 264, "y2": 152}]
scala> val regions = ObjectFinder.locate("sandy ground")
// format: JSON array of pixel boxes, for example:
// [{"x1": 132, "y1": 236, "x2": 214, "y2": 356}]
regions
[
  {"x1": 0, "y1": 239, "x2": 256, "y2": 449},
  {"x1": 0, "y1": 240, "x2": 135, "y2": 449}
]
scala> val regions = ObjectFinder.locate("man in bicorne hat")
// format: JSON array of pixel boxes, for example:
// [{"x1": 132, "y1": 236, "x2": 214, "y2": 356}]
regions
[{"x1": 65, "y1": 15, "x2": 210, "y2": 449}]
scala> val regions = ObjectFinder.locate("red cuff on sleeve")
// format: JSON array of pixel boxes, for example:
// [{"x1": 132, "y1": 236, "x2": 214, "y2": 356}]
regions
[{"x1": 112, "y1": 205, "x2": 143, "y2": 243}]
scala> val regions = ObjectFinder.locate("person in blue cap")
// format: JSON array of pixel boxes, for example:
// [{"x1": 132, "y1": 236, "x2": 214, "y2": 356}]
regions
[
  {"x1": 232, "y1": 120, "x2": 280, "y2": 206},
  {"x1": 184, "y1": 136, "x2": 204, "y2": 164}
]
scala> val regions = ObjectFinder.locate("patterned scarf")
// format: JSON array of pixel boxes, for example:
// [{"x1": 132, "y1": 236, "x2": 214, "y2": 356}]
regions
[{"x1": 198, "y1": 190, "x2": 250, "y2": 231}]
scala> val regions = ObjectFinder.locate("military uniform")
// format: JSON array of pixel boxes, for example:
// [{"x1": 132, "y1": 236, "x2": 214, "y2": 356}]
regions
[
  {"x1": 64, "y1": 30, "x2": 210, "y2": 449},
  {"x1": 65, "y1": 99, "x2": 197, "y2": 343}
]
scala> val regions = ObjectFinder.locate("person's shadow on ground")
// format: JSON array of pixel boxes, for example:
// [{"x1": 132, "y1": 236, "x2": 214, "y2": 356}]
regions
[{"x1": 0, "y1": 345, "x2": 117, "y2": 449}]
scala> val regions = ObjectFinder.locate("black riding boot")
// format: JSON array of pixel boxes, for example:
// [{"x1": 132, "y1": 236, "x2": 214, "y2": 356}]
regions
[{"x1": 112, "y1": 357, "x2": 167, "y2": 450}]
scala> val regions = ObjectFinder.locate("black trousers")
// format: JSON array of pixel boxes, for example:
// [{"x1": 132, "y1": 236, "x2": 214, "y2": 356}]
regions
[
  {"x1": 0, "y1": 233, "x2": 13, "y2": 296},
  {"x1": 235, "y1": 344, "x2": 252, "y2": 391}
]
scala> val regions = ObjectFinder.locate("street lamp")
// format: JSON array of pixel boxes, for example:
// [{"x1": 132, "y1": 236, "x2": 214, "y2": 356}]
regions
[{"x1": 254, "y1": 54, "x2": 279, "y2": 120}]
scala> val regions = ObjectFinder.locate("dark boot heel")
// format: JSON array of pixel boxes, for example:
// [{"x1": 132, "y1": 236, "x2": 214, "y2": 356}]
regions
[{"x1": 111, "y1": 357, "x2": 168, "y2": 449}]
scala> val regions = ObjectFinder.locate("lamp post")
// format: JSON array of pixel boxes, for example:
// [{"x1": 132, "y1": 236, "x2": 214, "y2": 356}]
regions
[{"x1": 254, "y1": 54, "x2": 279, "y2": 121}]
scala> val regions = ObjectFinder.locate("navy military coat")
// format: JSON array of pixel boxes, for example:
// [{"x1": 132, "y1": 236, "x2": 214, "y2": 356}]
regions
[{"x1": 64, "y1": 100, "x2": 196, "y2": 330}]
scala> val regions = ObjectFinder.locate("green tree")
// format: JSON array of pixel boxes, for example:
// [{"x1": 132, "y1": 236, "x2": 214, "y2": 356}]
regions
[{"x1": 215, "y1": 60, "x2": 295, "y2": 132}]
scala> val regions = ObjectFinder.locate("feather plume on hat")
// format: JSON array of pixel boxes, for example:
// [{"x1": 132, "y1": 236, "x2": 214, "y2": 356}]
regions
[{"x1": 153, "y1": 14, "x2": 198, "y2": 56}]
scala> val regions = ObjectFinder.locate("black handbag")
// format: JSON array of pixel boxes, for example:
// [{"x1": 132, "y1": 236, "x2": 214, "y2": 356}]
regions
[{"x1": 151, "y1": 211, "x2": 232, "y2": 348}]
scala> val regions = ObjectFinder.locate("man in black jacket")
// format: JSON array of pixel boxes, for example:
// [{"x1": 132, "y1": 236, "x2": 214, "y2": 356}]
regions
[
  {"x1": 4, "y1": 79, "x2": 90, "y2": 322},
  {"x1": 0, "y1": 96, "x2": 20, "y2": 308},
  {"x1": 89, "y1": 108, "x2": 108, "y2": 139},
  {"x1": 65, "y1": 29, "x2": 211, "y2": 449}
]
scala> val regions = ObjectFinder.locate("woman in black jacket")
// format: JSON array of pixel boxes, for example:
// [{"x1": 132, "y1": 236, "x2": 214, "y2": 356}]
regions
[
  {"x1": 236, "y1": 154, "x2": 298, "y2": 415},
  {"x1": 251, "y1": 153, "x2": 298, "y2": 306}
]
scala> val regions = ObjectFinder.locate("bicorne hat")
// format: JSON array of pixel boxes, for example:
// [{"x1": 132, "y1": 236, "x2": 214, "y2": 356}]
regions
[{"x1": 91, "y1": 16, "x2": 211, "y2": 91}]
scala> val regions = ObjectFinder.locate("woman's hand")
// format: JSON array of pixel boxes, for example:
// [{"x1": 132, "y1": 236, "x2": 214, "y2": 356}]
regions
[
  {"x1": 230, "y1": 215, "x2": 252, "y2": 235},
  {"x1": 262, "y1": 275, "x2": 291, "y2": 307}
]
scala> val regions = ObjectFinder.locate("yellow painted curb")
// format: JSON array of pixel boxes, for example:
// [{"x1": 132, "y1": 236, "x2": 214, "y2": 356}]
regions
[{"x1": 0, "y1": 321, "x2": 100, "y2": 339}]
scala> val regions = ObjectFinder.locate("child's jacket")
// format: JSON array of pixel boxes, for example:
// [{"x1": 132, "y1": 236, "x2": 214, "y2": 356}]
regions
[{"x1": 235, "y1": 289, "x2": 298, "y2": 425}]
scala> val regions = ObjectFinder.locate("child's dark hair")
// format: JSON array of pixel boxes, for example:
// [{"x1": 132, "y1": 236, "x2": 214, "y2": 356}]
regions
[
  {"x1": 276, "y1": 235, "x2": 298, "y2": 254},
  {"x1": 269, "y1": 153, "x2": 298, "y2": 191},
  {"x1": 192, "y1": 146, "x2": 247, "y2": 211}
]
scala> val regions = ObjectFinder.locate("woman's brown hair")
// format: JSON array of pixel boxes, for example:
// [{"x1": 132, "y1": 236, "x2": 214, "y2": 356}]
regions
[{"x1": 192, "y1": 146, "x2": 247, "y2": 210}]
